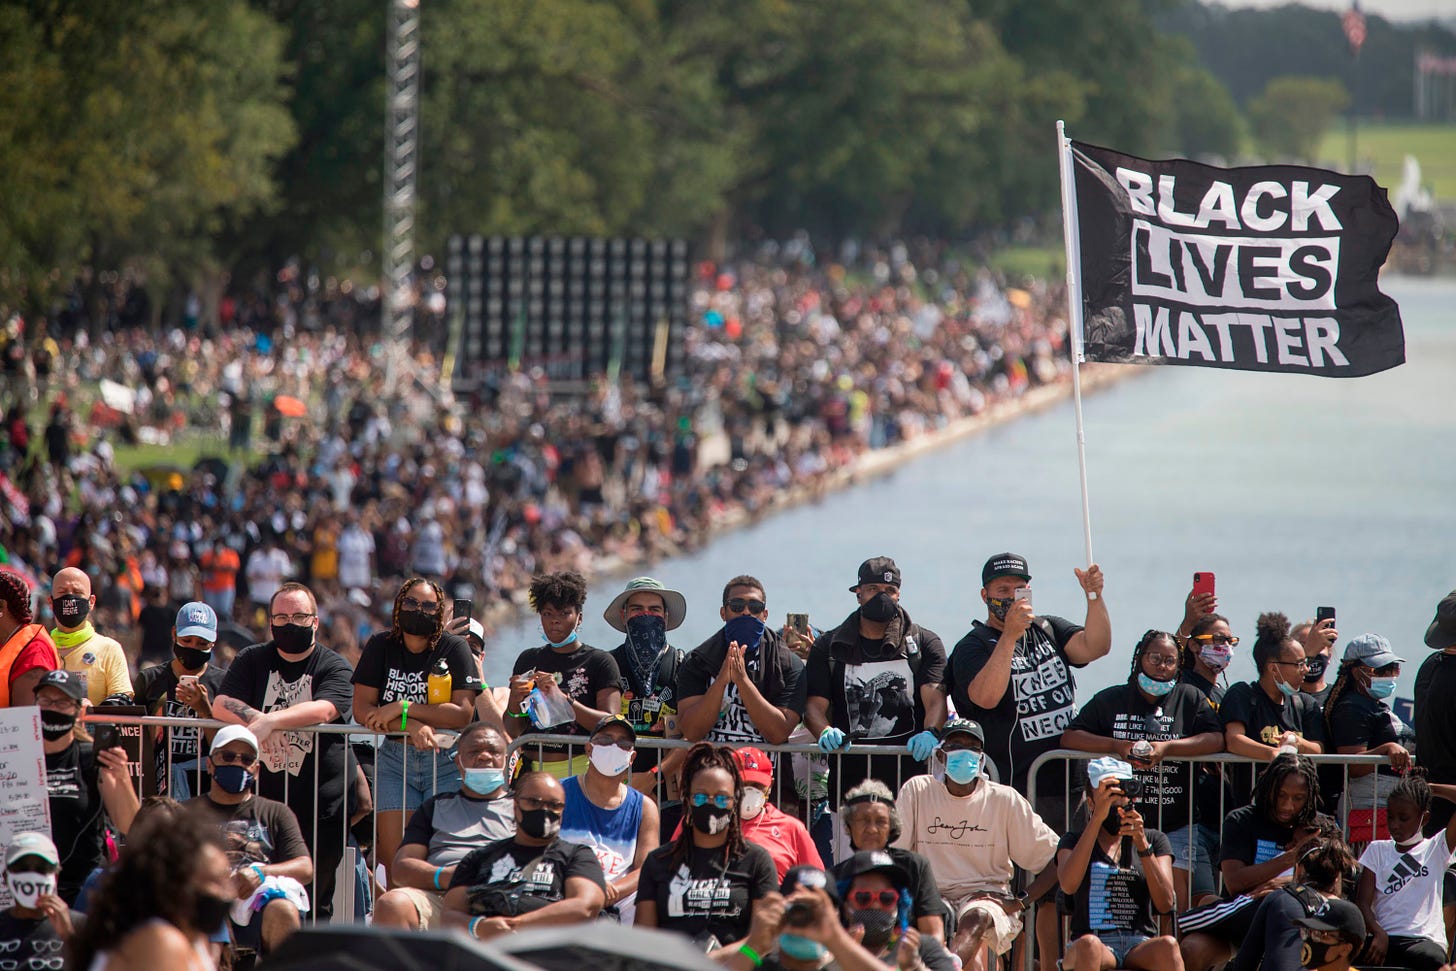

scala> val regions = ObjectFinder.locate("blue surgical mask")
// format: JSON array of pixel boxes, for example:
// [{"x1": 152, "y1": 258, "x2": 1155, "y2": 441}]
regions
[
  {"x1": 1136, "y1": 673, "x2": 1176, "y2": 697},
  {"x1": 944, "y1": 749, "x2": 981, "y2": 784},
  {"x1": 724, "y1": 615, "x2": 767, "y2": 652},
  {"x1": 462, "y1": 766, "x2": 505, "y2": 795},
  {"x1": 541, "y1": 628, "x2": 579, "y2": 649},
  {"x1": 779, "y1": 933, "x2": 827, "y2": 961},
  {"x1": 1368, "y1": 676, "x2": 1398, "y2": 701},
  {"x1": 1276, "y1": 678, "x2": 1299, "y2": 698}
]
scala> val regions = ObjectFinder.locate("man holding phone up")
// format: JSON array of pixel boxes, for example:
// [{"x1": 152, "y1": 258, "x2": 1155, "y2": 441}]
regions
[{"x1": 134, "y1": 601, "x2": 227, "y2": 798}]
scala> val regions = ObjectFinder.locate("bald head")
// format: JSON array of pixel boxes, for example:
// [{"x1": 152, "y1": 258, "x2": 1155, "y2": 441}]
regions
[{"x1": 51, "y1": 568, "x2": 92, "y2": 599}]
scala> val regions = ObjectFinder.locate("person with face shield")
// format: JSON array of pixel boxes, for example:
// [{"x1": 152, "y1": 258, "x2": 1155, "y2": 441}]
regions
[
  {"x1": 442, "y1": 771, "x2": 607, "y2": 940},
  {"x1": 0, "y1": 833, "x2": 72, "y2": 961},
  {"x1": 559, "y1": 715, "x2": 660, "y2": 923},
  {"x1": 1324, "y1": 634, "x2": 1415, "y2": 841},
  {"x1": 603, "y1": 577, "x2": 689, "y2": 831},
  {"x1": 1056, "y1": 759, "x2": 1180, "y2": 971},
  {"x1": 371, "y1": 723, "x2": 517, "y2": 931},
  {"x1": 892, "y1": 719, "x2": 1058, "y2": 971},
  {"x1": 134, "y1": 601, "x2": 228, "y2": 799},
  {"x1": 184, "y1": 725, "x2": 313, "y2": 959},
  {"x1": 352, "y1": 577, "x2": 484, "y2": 884}
]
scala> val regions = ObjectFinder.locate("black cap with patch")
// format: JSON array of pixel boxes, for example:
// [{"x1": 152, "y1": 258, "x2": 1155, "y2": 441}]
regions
[
  {"x1": 1292, "y1": 898, "x2": 1366, "y2": 944},
  {"x1": 851, "y1": 556, "x2": 901, "y2": 591}
]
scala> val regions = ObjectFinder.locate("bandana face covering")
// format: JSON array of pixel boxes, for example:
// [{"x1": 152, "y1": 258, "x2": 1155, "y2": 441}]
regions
[{"x1": 624, "y1": 614, "x2": 667, "y2": 691}]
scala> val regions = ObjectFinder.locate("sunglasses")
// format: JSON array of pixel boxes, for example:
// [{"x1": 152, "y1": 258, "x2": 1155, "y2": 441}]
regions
[
  {"x1": 690, "y1": 793, "x2": 734, "y2": 809},
  {"x1": 850, "y1": 889, "x2": 899, "y2": 907},
  {"x1": 213, "y1": 751, "x2": 257, "y2": 767},
  {"x1": 724, "y1": 598, "x2": 766, "y2": 615},
  {"x1": 1191, "y1": 633, "x2": 1240, "y2": 647},
  {"x1": 401, "y1": 596, "x2": 441, "y2": 613}
]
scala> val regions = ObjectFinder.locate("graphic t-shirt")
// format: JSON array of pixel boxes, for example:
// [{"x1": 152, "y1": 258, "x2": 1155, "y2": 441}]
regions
[
  {"x1": 402, "y1": 790, "x2": 516, "y2": 866},
  {"x1": 637, "y1": 841, "x2": 778, "y2": 946},
  {"x1": 0, "y1": 912, "x2": 65, "y2": 969},
  {"x1": 1219, "y1": 804, "x2": 1335, "y2": 883},
  {"x1": 218, "y1": 641, "x2": 356, "y2": 819},
  {"x1": 1218, "y1": 681, "x2": 1325, "y2": 807},
  {"x1": 448, "y1": 837, "x2": 605, "y2": 915},
  {"x1": 1059, "y1": 828, "x2": 1173, "y2": 937},
  {"x1": 676, "y1": 635, "x2": 806, "y2": 746},
  {"x1": 187, "y1": 794, "x2": 311, "y2": 869},
  {"x1": 943, "y1": 617, "x2": 1085, "y2": 795},
  {"x1": 561, "y1": 776, "x2": 644, "y2": 921},
  {"x1": 611, "y1": 642, "x2": 683, "y2": 775},
  {"x1": 134, "y1": 661, "x2": 229, "y2": 790},
  {"x1": 1067, "y1": 682, "x2": 1221, "y2": 834},
  {"x1": 511, "y1": 644, "x2": 620, "y2": 743},
  {"x1": 1359, "y1": 835, "x2": 1455, "y2": 946},
  {"x1": 806, "y1": 616, "x2": 946, "y2": 745},
  {"x1": 352, "y1": 631, "x2": 482, "y2": 706},
  {"x1": 46, "y1": 742, "x2": 100, "y2": 902}
]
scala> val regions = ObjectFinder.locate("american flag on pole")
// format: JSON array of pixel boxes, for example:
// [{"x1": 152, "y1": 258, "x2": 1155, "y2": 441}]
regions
[{"x1": 1343, "y1": 3, "x2": 1366, "y2": 53}]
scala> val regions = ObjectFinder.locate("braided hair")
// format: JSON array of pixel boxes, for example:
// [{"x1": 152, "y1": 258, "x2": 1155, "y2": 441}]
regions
[
  {"x1": 1182, "y1": 611, "x2": 1231, "y2": 672},
  {"x1": 672, "y1": 742, "x2": 747, "y2": 866},
  {"x1": 1252, "y1": 752, "x2": 1320, "y2": 829},
  {"x1": 1323, "y1": 659, "x2": 1361, "y2": 734},
  {"x1": 1129, "y1": 629, "x2": 1178, "y2": 683},
  {"x1": 1389, "y1": 766, "x2": 1432, "y2": 814},
  {"x1": 392, "y1": 576, "x2": 445, "y2": 646},
  {"x1": 0, "y1": 571, "x2": 33, "y2": 625}
]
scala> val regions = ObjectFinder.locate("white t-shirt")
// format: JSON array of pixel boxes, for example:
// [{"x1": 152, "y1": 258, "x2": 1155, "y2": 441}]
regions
[
  {"x1": 1359, "y1": 835, "x2": 1456, "y2": 946},
  {"x1": 246, "y1": 547, "x2": 292, "y2": 605},
  {"x1": 336, "y1": 526, "x2": 375, "y2": 589}
]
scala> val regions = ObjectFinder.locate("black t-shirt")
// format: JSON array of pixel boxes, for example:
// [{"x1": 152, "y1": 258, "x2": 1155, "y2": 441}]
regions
[
  {"x1": 187, "y1": 794, "x2": 311, "y2": 868},
  {"x1": 676, "y1": 631, "x2": 807, "y2": 745},
  {"x1": 1227, "y1": 884, "x2": 1319, "y2": 971},
  {"x1": 1219, "y1": 681, "x2": 1325, "y2": 807},
  {"x1": 135, "y1": 661, "x2": 230, "y2": 787},
  {"x1": 1067, "y1": 682, "x2": 1221, "y2": 833},
  {"x1": 218, "y1": 641, "x2": 356, "y2": 821},
  {"x1": 449, "y1": 836, "x2": 605, "y2": 915},
  {"x1": 805, "y1": 612, "x2": 947, "y2": 745},
  {"x1": 1416, "y1": 652, "x2": 1456, "y2": 784},
  {"x1": 46, "y1": 741, "x2": 101, "y2": 903},
  {"x1": 1329, "y1": 689, "x2": 1413, "y2": 764},
  {"x1": 511, "y1": 643, "x2": 620, "y2": 742},
  {"x1": 0, "y1": 911, "x2": 65, "y2": 967},
  {"x1": 352, "y1": 631, "x2": 483, "y2": 705},
  {"x1": 1219, "y1": 805, "x2": 1333, "y2": 871},
  {"x1": 1058, "y1": 828, "x2": 1173, "y2": 938},
  {"x1": 611, "y1": 642, "x2": 684, "y2": 774},
  {"x1": 833, "y1": 846, "x2": 946, "y2": 923},
  {"x1": 1180, "y1": 669, "x2": 1226, "y2": 710},
  {"x1": 637, "y1": 841, "x2": 778, "y2": 946},
  {"x1": 943, "y1": 617, "x2": 1085, "y2": 795}
]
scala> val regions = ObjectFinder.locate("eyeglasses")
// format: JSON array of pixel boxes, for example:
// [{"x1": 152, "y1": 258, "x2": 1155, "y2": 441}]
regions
[
  {"x1": 1191, "y1": 633, "x2": 1240, "y2": 647},
  {"x1": 1273, "y1": 658, "x2": 1310, "y2": 670},
  {"x1": 591, "y1": 735, "x2": 634, "y2": 751},
  {"x1": 723, "y1": 598, "x2": 766, "y2": 615},
  {"x1": 35, "y1": 697, "x2": 78, "y2": 713},
  {"x1": 1142, "y1": 654, "x2": 1179, "y2": 669},
  {"x1": 690, "y1": 793, "x2": 734, "y2": 809},
  {"x1": 270, "y1": 612, "x2": 316, "y2": 626},
  {"x1": 516, "y1": 795, "x2": 566, "y2": 813},
  {"x1": 850, "y1": 890, "x2": 899, "y2": 907},
  {"x1": 401, "y1": 596, "x2": 440, "y2": 613},
  {"x1": 213, "y1": 750, "x2": 257, "y2": 767}
]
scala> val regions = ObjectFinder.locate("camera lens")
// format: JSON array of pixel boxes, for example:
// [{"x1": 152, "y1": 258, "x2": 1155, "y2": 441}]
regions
[{"x1": 1120, "y1": 777, "x2": 1143, "y2": 798}]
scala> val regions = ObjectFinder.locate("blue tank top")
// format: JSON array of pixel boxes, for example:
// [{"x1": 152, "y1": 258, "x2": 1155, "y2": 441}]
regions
[{"x1": 560, "y1": 775, "x2": 644, "y2": 884}]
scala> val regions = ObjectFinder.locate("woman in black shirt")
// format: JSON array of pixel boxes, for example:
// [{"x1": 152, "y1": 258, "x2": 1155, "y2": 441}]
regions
[
  {"x1": 636, "y1": 743, "x2": 777, "y2": 950},
  {"x1": 1323, "y1": 633, "x2": 1415, "y2": 839}
]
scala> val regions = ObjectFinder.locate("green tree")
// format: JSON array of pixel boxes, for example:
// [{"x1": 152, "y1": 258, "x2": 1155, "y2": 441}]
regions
[
  {"x1": 1168, "y1": 45, "x2": 1245, "y2": 160},
  {"x1": 1248, "y1": 76, "x2": 1349, "y2": 162}
]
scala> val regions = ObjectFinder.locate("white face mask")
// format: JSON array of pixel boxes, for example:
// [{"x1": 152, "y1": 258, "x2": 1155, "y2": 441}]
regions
[
  {"x1": 741, "y1": 788, "x2": 768, "y2": 819},
  {"x1": 589, "y1": 742, "x2": 634, "y2": 777},
  {"x1": 6, "y1": 871, "x2": 55, "y2": 910}
]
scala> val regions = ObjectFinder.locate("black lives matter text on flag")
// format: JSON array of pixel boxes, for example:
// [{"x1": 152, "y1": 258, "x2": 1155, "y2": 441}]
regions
[{"x1": 1070, "y1": 140, "x2": 1405, "y2": 377}]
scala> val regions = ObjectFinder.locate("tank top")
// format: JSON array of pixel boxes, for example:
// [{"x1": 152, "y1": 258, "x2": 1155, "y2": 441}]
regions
[{"x1": 86, "y1": 919, "x2": 215, "y2": 971}]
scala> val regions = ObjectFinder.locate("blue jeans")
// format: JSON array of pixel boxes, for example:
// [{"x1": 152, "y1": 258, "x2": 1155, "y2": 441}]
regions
[{"x1": 374, "y1": 738, "x2": 460, "y2": 813}]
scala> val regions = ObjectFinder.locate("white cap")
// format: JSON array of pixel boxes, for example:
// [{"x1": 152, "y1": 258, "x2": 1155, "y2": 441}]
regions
[
  {"x1": 211, "y1": 724, "x2": 260, "y2": 755},
  {"x1": 468, "y1": 619, "x2": 485, "y2": 642}
]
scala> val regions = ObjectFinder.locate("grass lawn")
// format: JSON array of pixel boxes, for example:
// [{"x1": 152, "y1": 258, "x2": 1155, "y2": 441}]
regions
[
  {"x1": 988, "y1": 245, "x2": 1065, "y2": 282},
  {"x1": 1317, "y1": 121, "x2": 1456, "y2": 199}
]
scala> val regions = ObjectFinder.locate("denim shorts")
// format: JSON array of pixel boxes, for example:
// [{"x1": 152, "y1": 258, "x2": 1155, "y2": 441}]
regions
[
  {"x1": 1092, "y1": 930, "x2": 1151, "y2": 966},
  {"x1": 1165, "y1": 822, "x2": 1219, "y2": 898},
  {"x1": 374, "y1": 738, "x2": 460, "y2": 813}
]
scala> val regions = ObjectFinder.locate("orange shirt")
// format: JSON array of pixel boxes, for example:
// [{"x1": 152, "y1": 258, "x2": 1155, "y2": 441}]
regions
[{"x1": 199, "y1": 547, "x2": 240, "y2": 593}]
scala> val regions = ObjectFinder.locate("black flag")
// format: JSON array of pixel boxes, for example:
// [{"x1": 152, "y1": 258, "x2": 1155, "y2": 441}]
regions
[{"x1": 1071, "y1": 141, "x2": 1404, "y2": 377}]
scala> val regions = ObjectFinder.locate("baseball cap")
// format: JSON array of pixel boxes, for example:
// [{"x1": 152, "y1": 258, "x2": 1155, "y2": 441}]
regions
[
  {"x1": 940, "y1": 718, "x2": 985, "y2": 745},
  {"x1": 982, "y1": 553, "x2": 1031, "y2": 587},
  {"x1": 851, "y1": 557, "x2": 901, "y2": 591},
  {"x1": 1293, "y1": 897, "x2": 1366, "y2": 944},
  {"x1": 1425, "y1": 589, "x2": 1456, "y2": 650},
  {"x1": 603, "y1": 577, "x2": 687, "y2": 633},
  {"x1": 838, "y1": 850, "x2": 909, "y2": 887},
  {"x1": 5, "y1": 832, "x2": 59, "y2": 869},
  {"x1": 467, "y1": 619, "x2": 486, "y2": 643},
  {"x1": 591, "y1": 714, "x2": 637, "y2": 743},
  {"x1": 1086, "y1": 757, "x2": 1136, "y2": 790},
  {"x1": 175, "y1": 601, "x2": 219, "y2": 643},
  {"x1": 37, "y1": 670, "x2": 84, "y2": 703},
  {"x1": 210, "y1": 724, "x2": 260, "y2": 756},
  {"x1": 1342, "y1": 633, "x2": 1404, "y2": 669},
  {"x1": 781, "y1": 865, "x2": 840, "y2": 904},
  {"x1": 734, "y1": 747, "x2": 773, "y2": 787}
]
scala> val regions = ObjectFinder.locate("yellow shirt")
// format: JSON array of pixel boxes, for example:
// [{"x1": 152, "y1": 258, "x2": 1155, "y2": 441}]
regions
[{"x1": 54, "y1": 629, "x2": 134, "y2": 704}]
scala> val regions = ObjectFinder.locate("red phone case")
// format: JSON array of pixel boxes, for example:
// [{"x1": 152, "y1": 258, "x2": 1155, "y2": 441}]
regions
[{"x1": 1192, "y1": 572, "x2": 1216, "y2": 598}]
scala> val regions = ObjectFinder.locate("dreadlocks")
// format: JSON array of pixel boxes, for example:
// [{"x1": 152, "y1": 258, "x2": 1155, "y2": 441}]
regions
[
  {"x1": 671, "y1": 743, "x2": 747, "y2": 866},
  {"x1": 528, "y1": 571, "x2": 588, "y2": 613},
  {"x1": 0, "y1": 571, "x2": 33, "y2": 626},
  {"x1": 1129, "y1": 629, "x2": 1178, "y2": 682},
  {"x1": 392, "y1": 576, "x2": 445, "y2": 646},
  {"x1": 1323, "y1": 658, "x2": 1361, "y2": 734},
  {"x1": 1252, "y1": 753, "x2": 1320, "y2": 829}
]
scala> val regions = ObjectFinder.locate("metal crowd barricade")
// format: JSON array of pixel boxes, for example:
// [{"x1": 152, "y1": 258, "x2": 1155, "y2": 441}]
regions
[{"x1": 1020, "y1": 748, "x2": 1393, "y2": 971}]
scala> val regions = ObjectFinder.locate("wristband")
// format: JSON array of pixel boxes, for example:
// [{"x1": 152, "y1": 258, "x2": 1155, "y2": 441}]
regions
[
  {"x1": 738, "y1": 944, "x2": 764, "y2": 967},
  {"x1": 400, "y1": 700, "x2": 410, "y2": 731},
  {"x1": 1087, "y1": 591, "x2": 1099, "y2": 601},
  {"x1": 433, "y1": 866, "x2": 445, "y2": 890},
  {"x1": 507, "y1": 710, "x2": 531, "y2": 719},
  {"x1": 1136, "y1": 846, "x2": 1155, "y2": 857},
  {"x1": 251, "y1": 863, "x2": 266, "y2": 880},
  {"x1": 469, "y1": 916, "x2": 484, "y2": 939}
]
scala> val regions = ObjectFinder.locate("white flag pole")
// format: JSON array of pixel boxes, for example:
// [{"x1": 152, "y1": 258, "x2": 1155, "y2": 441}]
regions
[{"x1": 1056, "y1": 120, "x2": 1095, "y2": 568}]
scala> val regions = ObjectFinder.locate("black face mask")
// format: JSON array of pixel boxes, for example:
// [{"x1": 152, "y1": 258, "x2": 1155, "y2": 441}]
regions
[
  {"x1": 52, "y1": 595, "x2": 90, "y2": 626},
  {"x1": 1102, "y1": 806, "x2": 1128, "y2": 835},
  {"x1": 40, "y1": 710, "x2": 76, "y2": 740},
  {"x1": 398, "y1": 609, "x2": 436, "y2": 637},
  {"x1": 271, "y1": 623, "x2": 314, "y2": 655},
  {"x1": 1303, "y1": 655, "x2": 1329, "y2": 682},
  {"x1": 987, "y1": 596, "x2": 1013, "y2": 621},
  {"x1": 518, "y1": 807, "x2": 562, "y2": 840},
  {"x1": 860, "y1": 591, "x2": 897, "y2": 623},
  {"x1": 191, "y1": 891, "x2": 234, "y2": 932},
  {"x1": 850, "y1": 908, "x2": 897, "y2": 950},
  {"x1": 690, "y1": 803, "x2": 734, "y2": 836},
  {"x1": 174, "y1": 643, "x2": 212, "y2": 671},
  {"x1": 1301, "y1": 939, "x2": 1347, "y2": 970}
]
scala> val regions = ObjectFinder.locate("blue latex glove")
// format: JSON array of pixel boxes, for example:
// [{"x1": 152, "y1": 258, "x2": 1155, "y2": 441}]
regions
[
  {"x1": 817, "y1": 727, "x2": 850, "y2": 752},
  {"x1": 907, "y1": 730, "x2": 939, "y2": 761}
]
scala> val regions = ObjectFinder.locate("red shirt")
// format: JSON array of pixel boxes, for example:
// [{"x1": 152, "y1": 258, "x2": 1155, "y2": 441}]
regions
[{"x1": 674, "y1": 802, "x2": 823, "y2": 882}]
